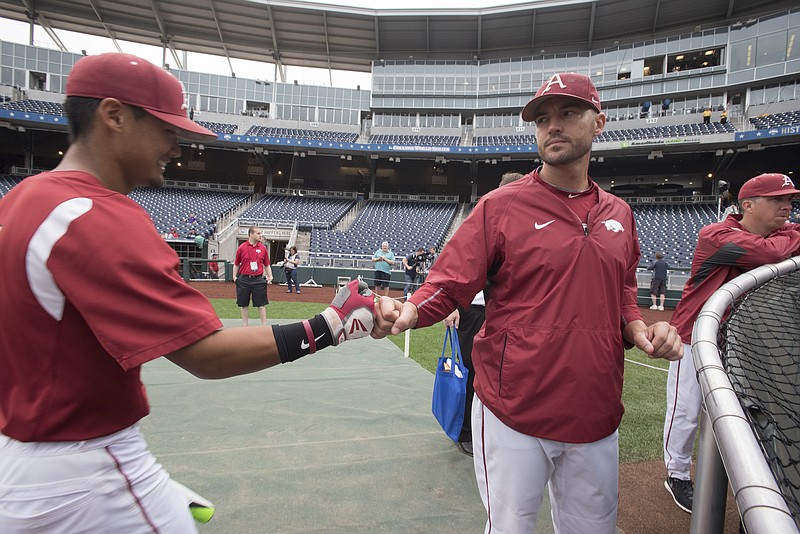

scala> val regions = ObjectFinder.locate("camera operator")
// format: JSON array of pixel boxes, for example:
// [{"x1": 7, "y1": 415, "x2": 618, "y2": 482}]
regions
[
  {"x1": 402, "y1": 247, "x2": 426, "y2": 297},
  {"x1": 426, "y1": 246, "x2": 438, "y2": 270}
]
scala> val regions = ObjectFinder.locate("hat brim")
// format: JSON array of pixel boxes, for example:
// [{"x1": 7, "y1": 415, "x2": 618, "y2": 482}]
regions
[
  {"x1": 145, "y1": 108, "x2": 217, "y2": 142},
  {"x1": 757, "y1": 188, "x2": 800, "y2": 197},
  {"x1": 521, "y1": 95, "x2": 601, "y2": 123}
]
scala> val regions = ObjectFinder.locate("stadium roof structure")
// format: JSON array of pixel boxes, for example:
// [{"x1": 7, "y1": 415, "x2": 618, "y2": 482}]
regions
[{"x1": 0, "y1": 0, "x2": 795, "y2": 75}]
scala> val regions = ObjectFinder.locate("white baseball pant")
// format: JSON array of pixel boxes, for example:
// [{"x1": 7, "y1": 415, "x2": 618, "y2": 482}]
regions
[
  {"x1": 472, "y1": 395, "x2": 619, "y2": 534},
  {"x1": 0, "y1": 423, "x2": 196, "y2": 534},
  {"x1": 663, "y1": 342, "x2": 702, "y2": 480}
]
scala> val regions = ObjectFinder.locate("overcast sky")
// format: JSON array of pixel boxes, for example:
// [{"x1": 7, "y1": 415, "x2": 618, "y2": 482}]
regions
[{"x1": 0, "y1": 2, "x2": 545, "y2": 90}]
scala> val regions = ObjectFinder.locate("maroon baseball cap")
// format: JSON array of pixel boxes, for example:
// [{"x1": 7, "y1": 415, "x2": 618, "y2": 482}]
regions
[
  {"x1": 738, "y1": 173, "x2": 800, "y2": 199},
  {"x1": 66, "y1": 53, "x2": 216, "y2": 142},
  {"x1": 521, "y1": 73, "x2": 602, "y2": 122}
]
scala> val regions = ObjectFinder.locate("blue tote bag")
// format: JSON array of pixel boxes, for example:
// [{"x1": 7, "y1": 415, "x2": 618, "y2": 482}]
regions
[{"x1": 431, "y1": 326, "x2": 469, "y2": 442}]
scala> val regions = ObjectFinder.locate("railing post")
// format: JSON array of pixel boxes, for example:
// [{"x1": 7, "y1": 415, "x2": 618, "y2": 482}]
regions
[{"x1": 691, "y1": 407, "x2": 729, "y2": 534}]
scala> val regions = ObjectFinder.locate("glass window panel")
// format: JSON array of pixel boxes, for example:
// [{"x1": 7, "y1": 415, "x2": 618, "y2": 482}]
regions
[
  {"x1": 729, "y1": 39, "x2": 755, "y2": 71},
  {"x1": 764, "y1": 85, "x2": 779, "y2": 102},
  {"x1": 756, "y1": 31, "x2": 788, "y2": 66},
  {"x1": 758, "y1": 13, "x2": 787, "y2": 33}
]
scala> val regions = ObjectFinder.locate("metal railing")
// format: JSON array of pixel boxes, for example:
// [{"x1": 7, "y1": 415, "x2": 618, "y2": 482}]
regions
[{"x1": 691, "y1": 256, "x2": 800, "y2": 534}]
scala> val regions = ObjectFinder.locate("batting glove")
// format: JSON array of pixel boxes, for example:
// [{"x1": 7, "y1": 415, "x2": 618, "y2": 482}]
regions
[{"x1": 321, "y1": 279, "x2": 377, "y2": 345}]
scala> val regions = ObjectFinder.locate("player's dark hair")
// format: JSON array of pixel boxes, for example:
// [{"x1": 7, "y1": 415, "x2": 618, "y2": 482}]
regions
[{"x1": 64, "y1": 96, "x2": 147, "y2": 143}]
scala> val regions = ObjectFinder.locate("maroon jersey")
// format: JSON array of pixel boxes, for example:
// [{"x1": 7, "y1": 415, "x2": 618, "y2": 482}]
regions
[{"x1": 0, "y1": 171, "x2": 222, "y2": 441}]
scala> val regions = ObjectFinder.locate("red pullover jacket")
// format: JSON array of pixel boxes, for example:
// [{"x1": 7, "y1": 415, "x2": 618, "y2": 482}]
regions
[
  {"x1": 410, "y1": 170, "x2": 643, "y2": 443},
  {"x1": 671, "y1": 214, "x2": 800, "y2": 342}
]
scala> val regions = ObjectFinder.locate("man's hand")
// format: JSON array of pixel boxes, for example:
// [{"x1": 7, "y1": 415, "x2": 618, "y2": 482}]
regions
[
  {"x1": 625, "y1": 320, "x2": 683, "y2": 361},
  {"x1": 372, "y1": 297, "x2": 418, "y2": 338},
  {"x1": 321, "y1": 280, "x2": 377, "y2": 345},
  {"x1": 444, "y1": 309, "x2": 460, "y2": 328}
]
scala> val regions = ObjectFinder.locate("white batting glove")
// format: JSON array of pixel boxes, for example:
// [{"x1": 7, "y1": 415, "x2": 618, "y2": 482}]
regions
[{"x1": 321, "y1": 279, "x2": 377, "y2": 345}]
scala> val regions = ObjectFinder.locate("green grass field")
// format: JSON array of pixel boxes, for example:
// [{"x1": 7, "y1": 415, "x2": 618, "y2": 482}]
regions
[{"x1": 210, "y1": 298, "x2": 670, "y2": 464}]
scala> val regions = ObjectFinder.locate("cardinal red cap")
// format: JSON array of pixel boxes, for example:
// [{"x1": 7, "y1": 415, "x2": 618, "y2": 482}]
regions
[
  {"x1": 521, "y1": 72, "x2": 602, "y2": 122},
  {"x1": 738, "y1": 173, "x2": 800, "y2": 200},
  {"x1": 66, "y1": 53, "x2": 216, "y2": 142}
]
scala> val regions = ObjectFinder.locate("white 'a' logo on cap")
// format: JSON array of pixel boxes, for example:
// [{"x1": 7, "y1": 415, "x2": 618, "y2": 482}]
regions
[
  {"x1": 541, "y1": 73, "x2": 566, "y2": 94},
  {"x1": 783, "y1": 175, "x2": 794, "y2": 188}
]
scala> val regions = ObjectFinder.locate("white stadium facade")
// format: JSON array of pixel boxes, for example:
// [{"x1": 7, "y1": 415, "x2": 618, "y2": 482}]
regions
[{"x1": 0, "y1": 0, "x2": 798, "y2": 276}]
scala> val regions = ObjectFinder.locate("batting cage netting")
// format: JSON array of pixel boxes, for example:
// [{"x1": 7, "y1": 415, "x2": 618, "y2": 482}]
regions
[
  {"x1": 692, "y1": 256, "x2": 800, "y2": 534},
  {"x1": 720, "y1": 268, "x2": 800, "y2": 527}
]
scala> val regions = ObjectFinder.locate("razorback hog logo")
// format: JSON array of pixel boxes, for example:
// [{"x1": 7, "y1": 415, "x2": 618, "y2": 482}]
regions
[{"x1": 602, "y1": 219, "x2": 624, "y2": 233}]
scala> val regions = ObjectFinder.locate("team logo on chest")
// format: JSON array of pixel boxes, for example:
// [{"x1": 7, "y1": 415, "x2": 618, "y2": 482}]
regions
[{"x1": 602, "y1": 219, "x2": 625, "y2": 233}]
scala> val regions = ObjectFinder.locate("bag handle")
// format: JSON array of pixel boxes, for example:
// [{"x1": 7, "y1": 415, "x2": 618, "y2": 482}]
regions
[{"x1": 442, "y1": 325, "x2": 463, "y2": 370}]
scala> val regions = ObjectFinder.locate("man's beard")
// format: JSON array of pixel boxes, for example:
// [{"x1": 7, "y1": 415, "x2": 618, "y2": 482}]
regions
[{"x1": 539, "y1": 135, "x2": 593, "y2": 167}]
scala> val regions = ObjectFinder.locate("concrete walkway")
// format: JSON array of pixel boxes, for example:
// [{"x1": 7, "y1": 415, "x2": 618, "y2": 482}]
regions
[{"x1": 140, "y1": 320, "x2": 567, "y2": 533}]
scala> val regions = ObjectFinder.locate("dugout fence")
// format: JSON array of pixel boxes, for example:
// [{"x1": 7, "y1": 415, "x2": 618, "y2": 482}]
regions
[{"x1": 692, "y1": 256, "x2": 800, "y2": 534}]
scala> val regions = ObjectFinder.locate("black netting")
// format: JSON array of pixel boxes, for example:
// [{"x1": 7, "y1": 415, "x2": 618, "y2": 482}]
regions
[{"x1": 720, "y1": 269, "x2": 800, "y2": 526}]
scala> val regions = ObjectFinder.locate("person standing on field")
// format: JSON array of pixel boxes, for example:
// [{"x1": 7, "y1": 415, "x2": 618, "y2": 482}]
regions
[
  {"x1": 233, "y1": 226, "x2": 272, "y2": 326},
  {"x1": 663, "y1": 173, "x2": 800, "y2": 514},
  {"x1": 648, "y1": 252, "x2": 669, "y2": 311},
  {"x1": 373, "y1": 72, "x2": 683, "y2": 534},
  {"x1": 371, "y1": 241, "x2": 395, "y2": 297}
]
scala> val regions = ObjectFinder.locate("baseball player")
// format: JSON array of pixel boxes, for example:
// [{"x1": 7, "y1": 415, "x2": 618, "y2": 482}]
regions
[
  {"x1": 664, "y1": 172, "x2": 800, "y2": 513},
  {"x1": 0, "y1": 52, "x2": 377, "y2": 533},
  {"x1": 374, "y1": 72, "x2": 683, "y2": 534}
]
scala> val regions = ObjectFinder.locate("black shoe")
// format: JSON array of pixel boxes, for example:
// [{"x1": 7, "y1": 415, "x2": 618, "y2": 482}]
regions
[
  {"x1": 457, "y1": 440, "x2": 473, "y2": 457},
  {"x1": 665, "y1": 477, "x2": 693, "y2": 513}
]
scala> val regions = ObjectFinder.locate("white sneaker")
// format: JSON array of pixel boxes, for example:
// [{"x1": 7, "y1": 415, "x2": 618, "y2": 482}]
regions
[
  {"x1": 658, "y1": 305, "x2": 664, "y2": 311},
  {"x1": 650, "y1": 304, "x2": 658, "y2": 310}
]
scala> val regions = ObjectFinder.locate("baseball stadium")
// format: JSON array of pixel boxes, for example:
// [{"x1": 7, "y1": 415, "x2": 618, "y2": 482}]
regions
[{"x1": 0, "y1": 1, "x2": 798, "y2": 533}]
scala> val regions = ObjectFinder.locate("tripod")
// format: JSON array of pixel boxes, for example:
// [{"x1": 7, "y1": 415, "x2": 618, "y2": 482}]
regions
[{"x1": 300, "y1": 253, "x2": 323, "y2": 288}]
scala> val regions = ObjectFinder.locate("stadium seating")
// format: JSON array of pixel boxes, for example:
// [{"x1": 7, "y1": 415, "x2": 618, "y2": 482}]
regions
[
  {"x1": 0, "y1": 99, "x2": 65, "y2": 115},
  {"x1": 367, "y1": 134, "x2": 460, "y2": 146},
  {"x1": 596, "y1": 121, "x2": 735, "y2": 143},
  {"x1": 244, "y1": 126, "x2": 358, "y2": 143},
  {"x1": 310, "y1": 200, "x2": 458, "y2": 258},
  {"x1": 0, "y1": 175, "x2": 24, "y2": 197},
  {"x1": 749, "y1": 111, "x2": 800, "y2": 130},
  {"x1": 633, "y1": 203, "x2": 717, "y2": 268},
  {"x1": 129, "y1": 187, "x2": 251, "y2": 238},
  {"x1": 474, "y1": 134, "x2": 536, "y2": 146},
  {"x1": 196, "y1": 120, "x2": 237, "y2": 134},
  {"x1": 241, "y1": 194, "x2": 357, "y2": 230}
]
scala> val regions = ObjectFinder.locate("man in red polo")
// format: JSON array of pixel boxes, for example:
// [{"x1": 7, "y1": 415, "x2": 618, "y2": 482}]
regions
[{"x1": 233, "y1": 226, "x2": 273, "y2": 326}]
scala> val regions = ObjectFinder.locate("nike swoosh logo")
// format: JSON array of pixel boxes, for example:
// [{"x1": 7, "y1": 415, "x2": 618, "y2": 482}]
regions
[
  {"x1": 534, "y1": 220, "x2": 555, "y2": 230},
  {"x1": 568, "y1": 193, "x2": 582, "y2": 198},
  {"x1": 300, "y1": 333, "x2": 326, "y2": 350}
]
